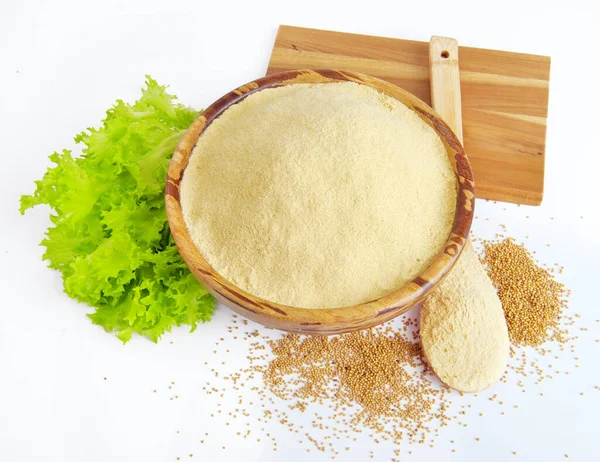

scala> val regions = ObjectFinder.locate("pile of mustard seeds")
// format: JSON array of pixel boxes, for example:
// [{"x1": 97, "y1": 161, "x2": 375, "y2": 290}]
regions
[
  {"x1": 474, "y1": 234, "x2": 579, "y2": 385},
  {"x1": 263, "y1": 324, "x2": 452, "y2": 443},
  {"x1": 479, "y1": 237, "x2": 571, "y2": 347},
  {"x1": 206, "y1": 315, "x2": 464, "y2": 459}
]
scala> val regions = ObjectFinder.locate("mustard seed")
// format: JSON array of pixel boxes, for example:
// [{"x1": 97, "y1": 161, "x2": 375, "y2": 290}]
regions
[{"x1": 480, "y1": 238, "x2": 569, "y2": 347}]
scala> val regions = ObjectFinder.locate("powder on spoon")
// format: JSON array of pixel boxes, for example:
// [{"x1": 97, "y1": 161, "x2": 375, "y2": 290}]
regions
[
  {"x1": 420, "y1": 241, "x2": 510, "y2": 392},
  {"x1": 180, "y1": 82, "x2": 457, "y2": 308}
]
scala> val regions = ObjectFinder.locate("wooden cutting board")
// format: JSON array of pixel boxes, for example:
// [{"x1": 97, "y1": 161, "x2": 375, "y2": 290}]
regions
[{"x1": 266, "y1": 25, "x2": 550, "y2": 206}]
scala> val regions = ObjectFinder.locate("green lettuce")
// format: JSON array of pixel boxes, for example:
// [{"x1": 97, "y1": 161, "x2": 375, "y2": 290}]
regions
[{"x1": 20, "y1": 76, "x2": 215, "y2": 343}]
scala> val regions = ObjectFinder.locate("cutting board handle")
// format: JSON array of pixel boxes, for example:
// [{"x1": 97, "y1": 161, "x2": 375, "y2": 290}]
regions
[{"x1": 428, "y1": 36, "x2": 463, "y2": 142}]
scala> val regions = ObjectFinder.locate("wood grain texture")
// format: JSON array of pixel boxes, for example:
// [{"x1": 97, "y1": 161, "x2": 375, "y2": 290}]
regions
[
  {"x1": 166, "y1": 69, "x2": 474, "y2": 334},
  {"x1": 266, "y1": 25, "x2": 550, "y2": 205},
  {"x1": 429, "y1": 37, "x2": 463, "y2": 141}
]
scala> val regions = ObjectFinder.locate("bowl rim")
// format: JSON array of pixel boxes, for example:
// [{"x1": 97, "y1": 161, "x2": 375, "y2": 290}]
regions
[{"x1": 165, "y1": 69, "x2": 475, "y2": 333}]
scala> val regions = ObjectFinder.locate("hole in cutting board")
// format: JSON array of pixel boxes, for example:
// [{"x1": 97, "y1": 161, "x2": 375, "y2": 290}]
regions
[{"x1": 441, "y1": 50, "x2": 450, "y2": 58}]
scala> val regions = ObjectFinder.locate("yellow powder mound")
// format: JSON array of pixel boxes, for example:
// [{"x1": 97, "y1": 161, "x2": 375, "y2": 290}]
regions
[
  {"x1": 181, "y1": 82, "x2": 457, "y2": 308},
  {"x1": 420, "y1": 242, "x2": 510, "y2": 392}
]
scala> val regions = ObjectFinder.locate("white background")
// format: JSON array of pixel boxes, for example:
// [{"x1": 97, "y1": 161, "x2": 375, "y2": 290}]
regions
[{"x1": 1, "y1": 1, "x2": 600, "y2": 461}]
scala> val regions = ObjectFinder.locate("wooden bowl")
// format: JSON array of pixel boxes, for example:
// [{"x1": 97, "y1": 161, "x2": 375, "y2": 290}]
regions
[{"x1": 165, "y1": 69, "x2": 474, "y2": 335}]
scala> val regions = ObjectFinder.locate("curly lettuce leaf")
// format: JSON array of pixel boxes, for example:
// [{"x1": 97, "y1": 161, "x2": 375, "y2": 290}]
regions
[{"x1": 20, "y1": 76, "x2": 215, "y2": 343}]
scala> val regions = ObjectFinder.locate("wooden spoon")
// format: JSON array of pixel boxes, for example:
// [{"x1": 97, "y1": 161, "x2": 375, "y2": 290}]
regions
[{"x1": 419, "y1": 37, "x2": 510, "y2": 393}]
